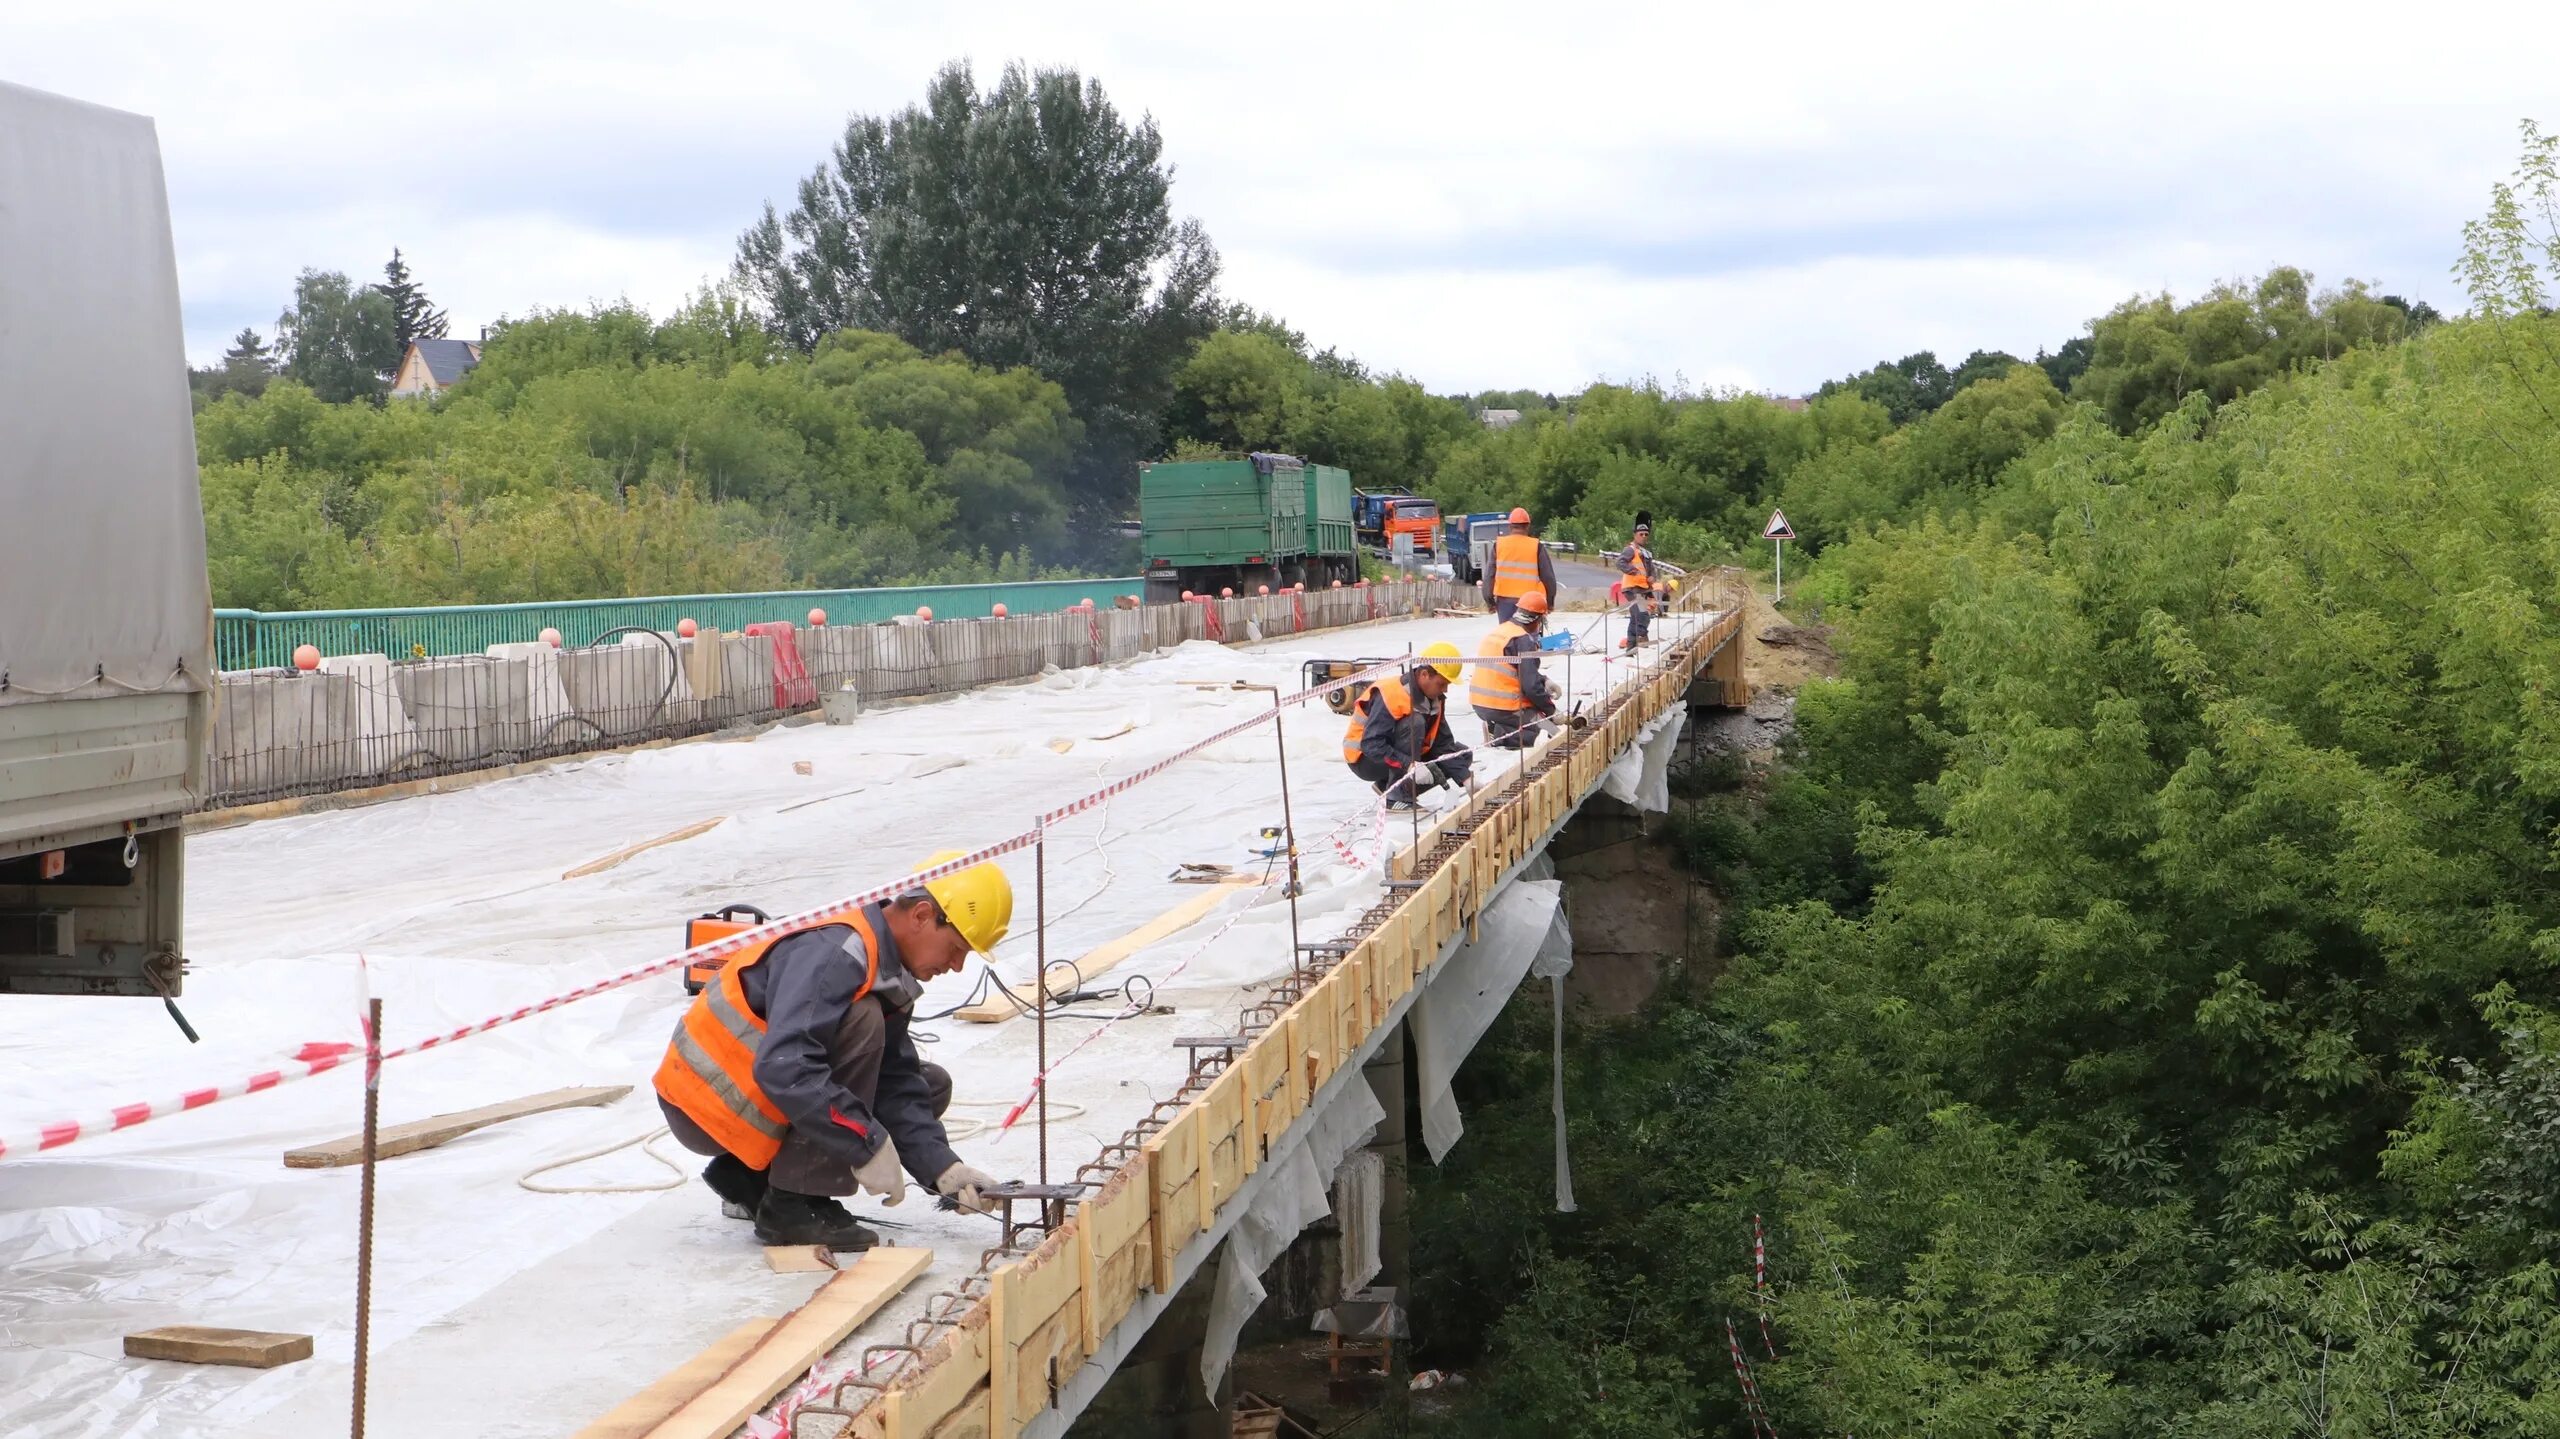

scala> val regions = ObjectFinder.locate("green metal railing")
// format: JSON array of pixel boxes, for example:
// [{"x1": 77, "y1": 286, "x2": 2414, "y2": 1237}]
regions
[{"x1": 211, "y1": 579, "x2": 1142, "y2": 672}]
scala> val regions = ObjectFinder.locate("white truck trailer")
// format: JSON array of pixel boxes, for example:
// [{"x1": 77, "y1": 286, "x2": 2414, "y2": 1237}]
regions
[{"x1": 0, "y1": 81, "x2": 213, "y2": 1020}]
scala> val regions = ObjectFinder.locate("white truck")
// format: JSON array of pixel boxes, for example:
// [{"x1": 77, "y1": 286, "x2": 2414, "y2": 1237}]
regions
[{"x1": 0, "y1": 82, "x2": 213, "y2": 1020}]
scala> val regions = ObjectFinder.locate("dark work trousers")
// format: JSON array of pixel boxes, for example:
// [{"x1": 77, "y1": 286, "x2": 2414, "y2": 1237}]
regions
[
  {"x1": 1624, "y1": 589, "x2": 1655, "y2": 645},
  {"x1": 1491, "y1": 595, "x2": 1519, "y2": 624},
  {"x1": 1475, "y1": 705, "x2": 1542, "y2": 750},
  {"x1": 663, "y1": 996, "x2": 953, "y2": 1197}
]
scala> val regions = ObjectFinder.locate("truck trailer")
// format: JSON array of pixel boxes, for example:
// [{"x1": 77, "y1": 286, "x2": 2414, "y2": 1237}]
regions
[
  {"x1": 1139, "y1": 454, "x2": 1358, "y2": 601},
  {"x1": 0, "y1": 82, "x2": 214, "y2": 1016}
]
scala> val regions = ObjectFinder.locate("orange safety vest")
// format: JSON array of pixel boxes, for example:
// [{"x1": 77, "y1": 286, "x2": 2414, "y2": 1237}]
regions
[
  {"x1": 1469, "y1": 622, "x2": 1531, "y2": 710},
  {"x1": 1489, "y1": 532, "x2": 1545, "y2": 599},
  {"x1": 1341, "y1": 677, "x2": 1442, "y2": 763},
  {"x1": 1624, "y1": 545, "x2": 1654, "y2": 592},
  {"x1": 653, "y1": 909, "x2": 881, "y2": 1169}
]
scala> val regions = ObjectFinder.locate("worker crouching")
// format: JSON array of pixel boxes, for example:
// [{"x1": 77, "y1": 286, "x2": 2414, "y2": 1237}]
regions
[
  {"x1": 1342, "y1": 643, "x2": 1473, "y2": 809},
  {"x1": 654, "y1": 851, "x2": 1012, "y2": 1251},
  {"x1": 1470, "y1": 590, "x2": 1558, "y2": 749}
]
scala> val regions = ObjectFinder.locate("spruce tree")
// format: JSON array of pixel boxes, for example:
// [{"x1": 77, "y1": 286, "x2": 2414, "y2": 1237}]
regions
[
  {"x1": 221, "y1": 327, "x2": 273, "y2": 371},
  {"x1": 377, "y1": 248, "x2": 449, "y2": 348}
]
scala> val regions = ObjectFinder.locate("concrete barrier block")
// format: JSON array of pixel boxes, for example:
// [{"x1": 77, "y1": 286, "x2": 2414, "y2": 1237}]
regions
[
  {"x1": 712, "y1": 632, "x2": 778, "y2": 721},
  {"x1": 209, "y1": 670, "x2": 362, "y2": 795},
  {"x1": 394, "y1": 656, "x2": 534, "y2": 762},
  {"x1": 321, "y1": 653, "x2": 422, "y2": 774}
]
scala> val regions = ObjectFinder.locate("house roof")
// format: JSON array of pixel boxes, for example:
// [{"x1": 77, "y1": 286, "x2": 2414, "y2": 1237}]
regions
[{"x1": 412, "y1": 337, "x2": 481, "y2": 386}]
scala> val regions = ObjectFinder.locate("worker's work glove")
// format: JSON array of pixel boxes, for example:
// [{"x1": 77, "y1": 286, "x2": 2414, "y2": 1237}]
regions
[
  {"x1": 937, "y1": 1160, "x2": 1001, "y2": 1216},
  {"x1": 1410, "y1": 760, "x2": 1444, "y2": 790},
  {"x1": 853, "y1": 1133, "x2": 906, "y2": 1206}
]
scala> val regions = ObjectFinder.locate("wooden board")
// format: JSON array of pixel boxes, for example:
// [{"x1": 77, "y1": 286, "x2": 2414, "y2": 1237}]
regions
[
  {"x1": 123, "y1": 1325, "x2": 311, "y2": 1368},
  {"x1": 954, "y1": 876, "x2": 1257, "y2": 1024},
  {"x1": 641, "y1": 1247, "x2": 933, "y2": 1439},
  {"x1": 572, "y1": 1319, "x2": 781, "y2": 1439},
  {"x1": 283, "y1": 1084, "x2": 631, "y2": 1168},
  {"x1": 764, "y1": 1245, "x2": 839, "y2": 1274},
  {"x1": 562, "y1": 817, "x2": 727, "y2": 880}
]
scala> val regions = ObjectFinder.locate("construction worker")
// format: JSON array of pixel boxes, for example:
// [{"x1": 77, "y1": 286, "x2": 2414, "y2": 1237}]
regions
[
  {"x1": 1470, "y1": 590, "x2": 1558, "y2": 749},
  {"x1": 1342, "y1": 642, "x2": 1473, "y2": 808},
  {"x1": 1615, "y1": 512, "x2": 1659, "y2": 650},
  {"x1": 1481, "y1": 506, "x2": 1559, "y2": 622},
  {"x1": 654, "y1": 851, "x2": 1012, "y2": 1250}
]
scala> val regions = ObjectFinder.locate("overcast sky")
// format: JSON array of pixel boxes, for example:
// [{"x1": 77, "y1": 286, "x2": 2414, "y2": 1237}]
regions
[{"x1": 11, "y1": 2, "x2": 2553, "y2": 395}]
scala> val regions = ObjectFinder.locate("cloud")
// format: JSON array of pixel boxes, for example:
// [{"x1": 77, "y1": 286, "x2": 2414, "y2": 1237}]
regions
[{"x1": 8, "y1": 0, "x2": 2551, "y2": 390}]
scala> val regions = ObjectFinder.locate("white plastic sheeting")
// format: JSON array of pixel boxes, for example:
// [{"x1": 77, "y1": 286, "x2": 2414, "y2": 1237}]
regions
[
  {"x1": 1600, "y1": 706, "x2": 1689, "y2": 814},
  {"x1": 1408, "y1": 881, "x2": 1574, "y2": 1165},
  {"x1": 1197, "y1": 1075, "x2": 1386, "y2": 1394},
  {"x1": 1332, "y1": 1150, "x2": 1386, "y2": 1298}
]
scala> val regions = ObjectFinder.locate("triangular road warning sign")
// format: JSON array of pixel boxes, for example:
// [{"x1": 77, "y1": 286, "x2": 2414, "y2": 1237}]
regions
[{"x1": 1763, "y1": 508, "x2": 1795, "y2": 541}]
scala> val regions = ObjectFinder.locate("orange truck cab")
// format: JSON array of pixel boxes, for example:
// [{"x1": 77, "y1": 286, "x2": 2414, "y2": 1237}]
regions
[{"x1": 682, "y1": 904, "x2": 775, "y2": 994}]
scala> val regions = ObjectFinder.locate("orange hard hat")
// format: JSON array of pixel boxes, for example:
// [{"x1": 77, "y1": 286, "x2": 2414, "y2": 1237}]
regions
[
  {"x1": 1508, "y1": 507, "x2": 1531, "y2": 525},
  {"x1": 1515, "y1": 590, "x2": 1551, "y2": 617}
]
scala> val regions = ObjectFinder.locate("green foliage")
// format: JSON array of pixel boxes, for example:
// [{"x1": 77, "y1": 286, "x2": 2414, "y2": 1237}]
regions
[
  {"x1": 1407, "y1": 124, "x2": 2560, "y2": 1438},
  {"x1": 733, "y1": 60, "x2": 1219, "y2": 536},
  {"x1": 188, "y1": 327, "x2": 277, "y2": 409},
  {"x1": 1160, "y1": 327, "x2": 1476, "y2": 492},
  {"x1": 197, "y1": 306, "x2": 1088, "y2": 609},
  {"x1": 2070, "y1": 267, "x2": 2411, "y2": 433},
  {"x1": 274, "y1": 268, "x2": 400, "y2": 403}
]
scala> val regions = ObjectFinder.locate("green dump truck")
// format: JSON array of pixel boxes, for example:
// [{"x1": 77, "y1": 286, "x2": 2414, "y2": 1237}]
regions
[{"x1": 1139, "y1": 454, "x2": 1360, "y2": 602}]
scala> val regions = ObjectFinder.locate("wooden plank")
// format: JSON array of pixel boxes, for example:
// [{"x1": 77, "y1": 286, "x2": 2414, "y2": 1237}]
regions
[
  {"x1": 1000, "y1": 1225, "x2": 1087, "y2": 1348},
  {"x1": 1145, "y1": 1108, "x2": 1203, "y2": 1293},
  {"x1": 283, "y1": 1084, "x2": 631, "y2": 1168},
  {"x1": 572, "y1": 1319, "x2": 781, "y2": 1439},
  {"x1": 643, "y1": 1247, "x2": 933, "y2": 1439},
  {"x1": 123, "y1": 1326, "x2": 311, "y2": 1368},
  {"x1": 562, "y1": 816, "x2": 727, "y2": 880},
  {"x1": 954, "y1": 877, "x2": 1257, "y2": 1023},
  {"x1": 882, "y1": 1308, "x2": 992, "y2": 1439}
]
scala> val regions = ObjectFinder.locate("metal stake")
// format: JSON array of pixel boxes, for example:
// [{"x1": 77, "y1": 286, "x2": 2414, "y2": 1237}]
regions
[
  {"x1": 1035, "y1": 826, "x2": 1048, "y2": 1190},
  {"x1": 352, "y1": 996, "x2": 381, "y2": 1439}
]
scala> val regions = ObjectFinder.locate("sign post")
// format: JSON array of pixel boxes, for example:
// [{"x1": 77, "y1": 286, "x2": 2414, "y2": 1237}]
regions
[{"x1": 1762, "y1": 508, "x2": 1795, "y2": 604}]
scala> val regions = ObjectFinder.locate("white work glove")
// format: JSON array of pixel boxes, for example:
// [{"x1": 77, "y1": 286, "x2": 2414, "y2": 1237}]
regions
[
  {"x1": 853, "y1": 1133, "x2": 905, "y2": 1206},
  {"x1": 1410, "y1": 760, "x2": 1443, "y2": 789},
  {"x1": 937, "y1": 1160, "x2": 1000, "y2": 1216}
]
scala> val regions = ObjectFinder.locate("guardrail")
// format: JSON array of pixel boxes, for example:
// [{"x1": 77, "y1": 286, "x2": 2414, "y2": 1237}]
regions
[{"x1": 834, "y1": 574, "x2": 1751, "y2": 1438}]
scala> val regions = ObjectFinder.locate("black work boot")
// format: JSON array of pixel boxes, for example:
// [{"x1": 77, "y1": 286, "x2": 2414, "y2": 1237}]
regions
[
  {"x1": 753, "y1": 1188, "x2": 880, "y2": 1251},
  {"x1": 702, "y1": 1154, "x2": 768, "y2": 1221}
]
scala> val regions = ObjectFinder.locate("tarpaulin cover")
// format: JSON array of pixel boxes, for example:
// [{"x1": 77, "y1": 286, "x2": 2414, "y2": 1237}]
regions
[
  {"x1": 1199, "y1": 1075, "x2": 1385, "y2": 1393},
  {"x1": 0, "y1": 82, "x2": 211, "y2": 707},
  {"x1": 1409, "y1": 880, "x2": 1572, "y2": 1165}
]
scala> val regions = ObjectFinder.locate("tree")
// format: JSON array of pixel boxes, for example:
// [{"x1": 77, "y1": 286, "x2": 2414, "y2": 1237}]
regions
[
  {"x1": 223, "y1": 328, "x2": 274, "y2": 370},
  {"x1": 377, "y1": 248, "x2": 449, "y2": 348},
  {"x1": 734, "y1": 61, "x2": 1220, "y2": 540},
  {"x1": 1816, "y1": 351, "x2": 1956, "y2": 425},
  {"x1": 189, "y1": 327, "x2": 278, "y2": 408},
  {"x1": 2035, "y1": 335, "x2": 2094, "y2": 392},
  {"x1": 1947, "y1": 347, "x2": 2025, "y2": 394},
  {"x1": 275, "y1": 269, "x2": 400, "y2": 403}
]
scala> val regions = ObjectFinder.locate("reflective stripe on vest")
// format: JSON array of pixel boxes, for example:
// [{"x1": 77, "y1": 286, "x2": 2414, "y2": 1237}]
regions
[
  {"x1": 1341, "y1": 678, "x2": 1440, "y2": 763},
  {"x1": 1470, "y1": 623, "x2": 1531, "y2": 710},
  {"x1": 652, "y1": 909, "x2": 881, "y2": 1169},
  {"x1": 1625, "y1": 546, "x2": 1653, "y2": 591},
  {"x1": 1489, "y1": 533, "x2": 1544, "y2": 598}
]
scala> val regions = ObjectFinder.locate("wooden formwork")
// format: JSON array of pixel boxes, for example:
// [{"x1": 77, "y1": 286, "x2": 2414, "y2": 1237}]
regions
[{"x1": 862, "y1": 592, "x2": 1740, "y2": 1439}]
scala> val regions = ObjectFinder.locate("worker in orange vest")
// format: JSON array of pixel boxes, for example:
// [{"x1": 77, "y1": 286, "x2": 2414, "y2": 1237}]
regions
[
  {"x1": 1470, "y1": 590, "x2": 1558, "y2": 749},
  {"x1": 1615, "y1": 513, "x2": 1660, "y2": 650},
  {"x1": 654, "y1": 851, "x2": 1013, "y2": 1250},
  {"x1": 1343, "y1": 643, "x2": 1472, "y2": 808},
  {"x1": 1481, "y1": 506, "x2": 1559, "y2": 622}
]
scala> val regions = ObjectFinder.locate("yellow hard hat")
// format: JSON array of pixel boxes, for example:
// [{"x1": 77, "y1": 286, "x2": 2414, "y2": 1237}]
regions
[
  {"x1": 1421, "y1": 642, "x2": 1463, "y2": 682},
  {"x1": 921, "y1": 850, "x2": 1013, "y2": 954}
]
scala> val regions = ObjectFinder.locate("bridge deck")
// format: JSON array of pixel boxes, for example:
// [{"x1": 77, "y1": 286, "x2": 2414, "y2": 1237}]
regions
[{"x1": 0, "y1": 597, "x2": 1741, "y2": 1437}]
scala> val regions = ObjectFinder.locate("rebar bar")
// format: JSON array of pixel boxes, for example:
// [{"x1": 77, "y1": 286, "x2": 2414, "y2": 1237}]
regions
[{"x1": 350, "y1": 996, "x2": 382, "y2": 1439}]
